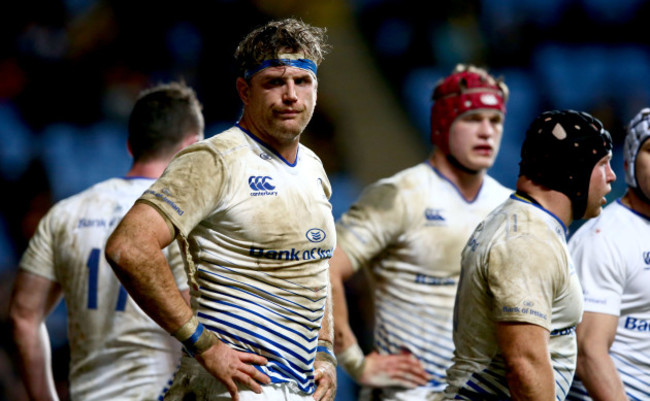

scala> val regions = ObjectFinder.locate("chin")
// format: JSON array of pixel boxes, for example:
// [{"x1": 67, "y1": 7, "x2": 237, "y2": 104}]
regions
[{"x1": 584, "y1": 207, "x2": 602, "y2": 220}]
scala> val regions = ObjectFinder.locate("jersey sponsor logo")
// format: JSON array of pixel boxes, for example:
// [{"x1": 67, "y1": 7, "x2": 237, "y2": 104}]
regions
[
  {"x1": 624, "y1": 316, "x2": 650, "y2": 331},
  {"x1": 306, "y1": 228, "x2": 326, "y2": 243},
  {"x1": 502, "y1": 305, "x2": 548, "y2": 320},
  {"x1": 144, "y1": 189, "x2": 185, "y2": 216},
  {"x1": 414, "y1": 273, "x2": 455, "y2": 285},
  {"x1": 260, "y1": 152, "x2": 272, "y2": 160},
  {"x1": 550, "y1": 326, "x2": 575, "y2": 336},
  {"x1": 77, "y1": 218, "x2": 119, "y2": 228},
  {"x1": 250, "y1": 246, "x2": 333, "y2": 261},
  {"x1": 644, "y1": 251, "x2": 650, "y2": 266},
  {"x1": 248, "y1": 176, "x2": 278, "y2": 196},
  {"x1": 425, "y1": 208, "x2": 447, "y2": 226}
]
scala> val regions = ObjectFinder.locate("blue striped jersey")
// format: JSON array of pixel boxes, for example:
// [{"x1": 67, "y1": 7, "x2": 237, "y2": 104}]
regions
[{"x1": 139, "y1": 126, "x2": 336, "y2": 394}]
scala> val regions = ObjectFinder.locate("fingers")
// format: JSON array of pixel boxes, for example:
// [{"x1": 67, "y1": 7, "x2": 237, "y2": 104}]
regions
[
  {"x1": 313, "y1": 361, "x2": 337, "y2": 401},
  {"x1": 238, "y1": 351, "x2": 268, "y2": 366},
  {"x1": 312, "y1": 386, "x2": 334, "y2": 401},
  {"x1": 312, "y1": 373, "x2": 335, "y2": 401},
  {"x1": 224, "y1": 378, "x2": 240, "y2": 401},
  {"x1": 234, "y1": 369, "x2": 264, "y2": 394},
  {"x1": 362, "y1": 352, "x2": 431, "y2": 387},
  {"x1": 239, "y1": 363, "x2": 271, "y2": 386}
]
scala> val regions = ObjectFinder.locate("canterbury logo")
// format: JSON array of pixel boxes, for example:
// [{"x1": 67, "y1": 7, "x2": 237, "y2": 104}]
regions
[
  {"x1": 425, "y1": 208, "x2": 445, "y2": 221},
  {"x1": 644, "y1": 251, "x2": 650, "y2": 265},
  {"x1": 249, "y1": 176, "x2": 276, "y2": 191}
]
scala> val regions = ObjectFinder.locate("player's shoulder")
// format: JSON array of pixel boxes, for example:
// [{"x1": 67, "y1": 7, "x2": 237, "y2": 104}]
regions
[
  {"x1": 570, "y1": 200, "x2": 629, "y2": 245},
  {"x1": 297, "y1": 142, "x2": 324, "y2": 166},
  {"x1": 483, "y1": 174, "x2": 512, "y2": 194},
  {"x1": 369, "y1": 162, "x2": 431, "y2": 190},
  {"x1": 52, "y1": 178, "x2": 119, "y2": 209},
  {"x1": 493, "y1": 197, "x2": 561, "y2": 240},
  {"x1": 196, "y1": 126, "x2": 248, "y2": 154}
]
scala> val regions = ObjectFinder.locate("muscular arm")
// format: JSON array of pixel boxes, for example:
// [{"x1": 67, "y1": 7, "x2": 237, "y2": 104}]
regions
[
  {"x1": 497, "y1": 322, "x2": 554, "y2": 401},
  {"x1": 329, "y1": 247, "x2": 429, "y2": 387},
  {"x1": 9, "y1": 271, "x2": 63, "y2": 401},
  {"x1": 330, "y1": 247, "x2": 357, "y2": 354},
  {"x1": 105, "y1": 202, "x2": 269, "y2": 400},
  {"x1": 105, "y1": 202, "x2": 192, "y2": 332},
  {"x1": 575, "y1": 312, "x2": 627, "y2": 401}
]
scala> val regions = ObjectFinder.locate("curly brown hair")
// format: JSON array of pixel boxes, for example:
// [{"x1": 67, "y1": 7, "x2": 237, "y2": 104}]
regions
[{"x1": 234, "y1": 18, "x2": 331, "y2": 79}]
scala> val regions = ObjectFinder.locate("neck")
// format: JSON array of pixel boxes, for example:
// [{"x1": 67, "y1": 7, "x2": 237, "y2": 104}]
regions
[
  {"x1": 238, "y1": 118, "x2": 299, "y2": 163},
  {"x1": 125, "y1": 159, "x2": 170, "y2": 179},
  {"x1": 621, "y1": 189, "x2": 650, "y2": 218},
  {"x1": 516, "y1": 176, "x2": 573, "y2": 227},
  {"x1": 430, "y1": 150, "x2": 485, "y2": 201}
]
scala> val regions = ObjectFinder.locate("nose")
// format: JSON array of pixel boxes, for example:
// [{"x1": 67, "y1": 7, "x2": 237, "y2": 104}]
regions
[
  {"x1": 283, "y1": 81, "x2": 298, "y2": 103},
  {"x1": 478, "y1": 118, "x2": 495, "y2": 138},
  {"x1": 607, "y1": 163, "x2": 616, "y2": 183}
]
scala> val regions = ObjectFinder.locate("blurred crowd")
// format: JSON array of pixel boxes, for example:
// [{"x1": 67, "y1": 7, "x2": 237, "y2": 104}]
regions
[{"x1": 2, "y1": 0, "x2": 650, "y2": 399}]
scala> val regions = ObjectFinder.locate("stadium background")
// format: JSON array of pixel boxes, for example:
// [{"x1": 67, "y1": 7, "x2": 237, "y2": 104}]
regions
[{"x1": 1, "y1": 0, "x2": 649, "y2": 399}]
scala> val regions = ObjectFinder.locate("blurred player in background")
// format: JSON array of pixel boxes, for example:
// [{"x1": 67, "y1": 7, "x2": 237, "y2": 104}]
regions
[
  {"x1": 445, "y1": 109, "x2": 615, "y2": 400},
  {"x1": 8, "y1": 81, "x2": 203, "y2": 400},
  {"x1": 105, "y1": 18, "x2": 337, "y2": 401},
  {"x1": 330, "y1": 64, "x2": 512, "y2": 400},
  {"x1": 567, "y1": 108, "x2": 650, "y2": 400}
]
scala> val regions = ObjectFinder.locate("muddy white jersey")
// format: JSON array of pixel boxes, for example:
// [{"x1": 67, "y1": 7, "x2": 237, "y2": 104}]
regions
[
  {"x1": 335, "y1": 162, "x2": 511, "y2": 394},
  {"x1": 567, "y1": 199, "x2": 650, "y2": 401},
  {"x1": 444, "y1": 195, "x2": 583, "y2": 401},
  {"x1": 139, "y1": 125, "x2": 336, "y2": 395},
  {"x1": 20, "y1": 177, "x2": 188, "y2": 401}
]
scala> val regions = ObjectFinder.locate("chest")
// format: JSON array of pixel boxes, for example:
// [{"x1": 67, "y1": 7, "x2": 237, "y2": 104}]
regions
[{"x1": 205, "y1": 157, "x2": 336, "y2": 251}]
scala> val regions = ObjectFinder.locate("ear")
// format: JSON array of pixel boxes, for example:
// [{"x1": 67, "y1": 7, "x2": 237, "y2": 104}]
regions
[{"x1": 236, "y1": 77, "x2": 250, "y2": 106}]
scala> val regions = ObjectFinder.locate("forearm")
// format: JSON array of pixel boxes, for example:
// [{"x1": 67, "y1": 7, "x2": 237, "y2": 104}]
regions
[
  {"x1": 11, "y1": 321, "x2": 58, "y2": 400},
  {"x1": 497, "y1": 322, "x2": 554, "y2": 400},
  {"x1": 329, "y1": 249, "x2": 367, "y2": 381},
  {"x1": 575, "y1": 312, "x2": 627, "y2": 401},
  {"x1": 9, "y1": 271, "x2": 61, "y2": 401},
  {"x1": 504, "y1": 356, "x2": 555, "y2": 400},
  {"x1": 331, "y1": 284, "x2": 357, "y2": 352},
  {"x1": 329, "y1": 250, "x2": 357, "y2": 353},
  {"x1": 577, "y1": 347, "x2": 627, "y2": 400}
]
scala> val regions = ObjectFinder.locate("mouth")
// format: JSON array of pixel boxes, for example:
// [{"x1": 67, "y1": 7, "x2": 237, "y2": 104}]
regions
[
  {"x1": 276, "y1": 109, "x2": 301, "y2": 117},
  {"x1": 474, "y1": 145, "x2": 493, "y2": 156}
]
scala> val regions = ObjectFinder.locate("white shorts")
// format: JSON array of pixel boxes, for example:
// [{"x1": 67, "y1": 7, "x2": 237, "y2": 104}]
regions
[
  {"x1": 164, "y1": 356, "x2": 312, "y2": 401},
  {"x1": 358, "y1": 386, "x2": 443, "y2": 401}
]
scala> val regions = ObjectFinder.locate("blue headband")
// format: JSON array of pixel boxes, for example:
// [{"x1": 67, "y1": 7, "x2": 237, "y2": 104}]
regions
[{"x1": 244, "y1": 58, "x2": 317, "y2": 80}]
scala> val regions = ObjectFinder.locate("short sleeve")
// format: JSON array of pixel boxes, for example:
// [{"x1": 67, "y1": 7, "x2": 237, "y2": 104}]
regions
[
  {"x1": 488, "y1": 237, "x2": 561, "y2": 330},
  {"x1": 335, "y1": 181, "x2": 406, "y2": 272},
  {"x1": 569, "y1": 229, "x2": 623, "y2": 316},
  {"x1": 139, "y1": 145, "x2": 227, "y2": 237},
  {"x1": 19, "y1": 206, "x2": 57, "y2": 281}
]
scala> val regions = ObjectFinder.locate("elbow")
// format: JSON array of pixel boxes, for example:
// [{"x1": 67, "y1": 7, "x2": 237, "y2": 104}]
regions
[
  {"x1": 104, "y1": 230, "x2": 130, "y2": 275},
  {"x1": 8, "y1": 305, "x2": 36, "y2": 344}
]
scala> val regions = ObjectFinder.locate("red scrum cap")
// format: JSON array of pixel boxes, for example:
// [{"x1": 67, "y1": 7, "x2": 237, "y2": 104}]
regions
[{"x1": 430, "y1": 65, "x2": 508, "y2": 154}]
